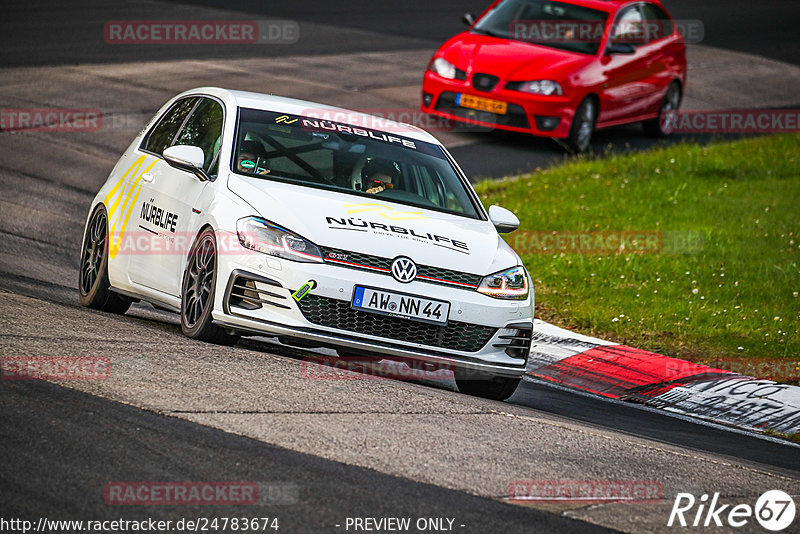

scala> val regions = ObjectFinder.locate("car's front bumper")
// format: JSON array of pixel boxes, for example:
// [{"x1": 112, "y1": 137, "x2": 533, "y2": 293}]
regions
[
  {"x1": 421, "y1": 72, "x2": 577, "y2": 139},
  {"x1": 212, "y1": 251, "x2": 533, "y2": 377}
]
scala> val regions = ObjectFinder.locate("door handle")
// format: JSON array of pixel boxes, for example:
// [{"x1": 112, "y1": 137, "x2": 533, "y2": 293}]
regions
[{"x1": 141, "y1": 173, "x2": 154, "y2": 183}]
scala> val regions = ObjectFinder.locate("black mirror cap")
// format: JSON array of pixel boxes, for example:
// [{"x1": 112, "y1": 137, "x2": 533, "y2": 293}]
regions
[{"x1": 606, "y1": 42, "x2": 636, "y2": 55}]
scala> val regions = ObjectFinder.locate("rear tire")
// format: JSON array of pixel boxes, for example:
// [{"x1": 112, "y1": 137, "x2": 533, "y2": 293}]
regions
[
  {"x1": 181, "y1": 228, "x2": 239, "y2": 346},
  {"x1": 644, "y1": 81, "x2": 681, "y2": 137},
  {"x1": 455, "y1": 370, "x2": 521, "y2": 401},
  {"x1": 566, "y1": 97, "x2": 596, "y2": 153},
  {"x1": 78, "y1": 205, "x2": 132, "y2": 314}
]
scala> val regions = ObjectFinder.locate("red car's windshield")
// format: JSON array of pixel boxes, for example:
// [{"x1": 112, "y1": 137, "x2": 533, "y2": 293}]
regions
[{"x1": 473, "y1": 0, "x2": 609, "y2": 55}]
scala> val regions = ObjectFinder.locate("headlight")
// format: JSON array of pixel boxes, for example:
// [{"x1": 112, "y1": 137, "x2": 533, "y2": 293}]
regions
[
  {"x1": 477, "y1": 266, "x2": 529, "y2": 300},
  {"x1": 509, "y1": 80, "x2": 563, "y2": 96},
  {"x1": 430, "y1": 57, "x2": 458, "y2": 79},
  {"x1": 236, "y1": 217, "x2": 323, "y2": 263}
]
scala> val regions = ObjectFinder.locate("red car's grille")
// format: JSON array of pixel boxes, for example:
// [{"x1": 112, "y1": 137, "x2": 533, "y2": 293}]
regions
[
  {"x1": 472, "y1": 73, "x2": 500, "y2": 92},
  {"x1": 434, "y1": 92, "x2": 530, "y2": 129}
]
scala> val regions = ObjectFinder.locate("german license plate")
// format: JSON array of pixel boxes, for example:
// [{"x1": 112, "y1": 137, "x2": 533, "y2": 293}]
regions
[
  {"x1": 456, "y1": 94, "x2": 508, "y2": 114},
  {"x1": 351, "y1": 286, "x2": 450, "y2": 325}
]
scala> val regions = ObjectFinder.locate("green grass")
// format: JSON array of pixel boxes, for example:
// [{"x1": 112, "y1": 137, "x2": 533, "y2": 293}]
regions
[{"x1": 475, "y1": 135, "x2": 800, "y2": 383}]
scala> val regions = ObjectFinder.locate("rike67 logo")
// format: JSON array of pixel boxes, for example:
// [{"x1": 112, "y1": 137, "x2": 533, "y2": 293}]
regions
[{"x1": 668, "y1": 490, "x2": 796, "y2": 531}]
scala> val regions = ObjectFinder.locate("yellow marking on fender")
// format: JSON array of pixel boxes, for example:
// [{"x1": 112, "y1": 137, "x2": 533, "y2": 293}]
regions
[
  {"x1": 345, "y1": 203, "x2": 427, "y2": 221},
  {"x1": 104, "y1": 155, "x2": 157, "y2": 258}
]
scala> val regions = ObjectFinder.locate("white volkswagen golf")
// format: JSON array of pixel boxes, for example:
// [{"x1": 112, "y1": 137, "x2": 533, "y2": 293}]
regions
[{"x1": 79, "y1": 87, "x2": 533, "y2": 400}]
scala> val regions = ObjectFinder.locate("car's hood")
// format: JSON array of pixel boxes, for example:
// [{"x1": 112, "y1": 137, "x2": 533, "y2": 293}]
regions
[
  {"x1": 440, "y1": 32, "x2": 593, "y2": 82},
  {"x1": 227, "y1": 174, "x2": 518, "y2": 275}
]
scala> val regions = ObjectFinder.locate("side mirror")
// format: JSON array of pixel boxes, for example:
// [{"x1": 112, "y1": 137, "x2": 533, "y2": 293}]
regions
[
  {"x1": 605, "y1": 42, "x2": 636, "y2": 55},
  {"x1": 488, "y1": 205, "x2": 520, "y2": 234},
  {"x1": 163, "y1": 145, "x2": 209, "y2": 181},
  {"x1": 462, "y1": 12, "x2": 476, "y2": 26}
]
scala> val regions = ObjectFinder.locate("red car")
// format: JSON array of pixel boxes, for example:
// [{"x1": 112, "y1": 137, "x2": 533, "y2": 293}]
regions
[{"x1": 421, "y1": 0, "x2": 687, "y2": 152}]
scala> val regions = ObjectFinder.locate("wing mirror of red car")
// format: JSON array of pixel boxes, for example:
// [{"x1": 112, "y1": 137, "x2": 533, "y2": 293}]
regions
[
  {"x1": 462, "y1": 12, "x2": 476, "y2": 26},
  {"x1": 606, "y1": 42, "x2": 636, "y2": 55}
]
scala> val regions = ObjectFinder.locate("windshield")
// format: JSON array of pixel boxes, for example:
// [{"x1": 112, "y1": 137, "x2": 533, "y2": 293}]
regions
[
  {"x1": 232, "y1": 108, "x2": 481, "y2": 219},
  {"x1": 473, "y1": 0, "x2": 609, "y2": 55}
]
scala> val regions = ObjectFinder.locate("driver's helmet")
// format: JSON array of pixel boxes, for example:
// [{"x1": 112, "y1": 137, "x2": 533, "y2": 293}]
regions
[
  {"x1": 237, "y1": 140, "x2": 269, "y2": 173},
  {"x1": 361, "y1": 157, "x2": 401, "y2": 192}
]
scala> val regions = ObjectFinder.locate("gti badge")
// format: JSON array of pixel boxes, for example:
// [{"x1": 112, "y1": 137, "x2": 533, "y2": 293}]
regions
[{"x1": 391, "y1": 256, "x2": 417, "y2": 283}]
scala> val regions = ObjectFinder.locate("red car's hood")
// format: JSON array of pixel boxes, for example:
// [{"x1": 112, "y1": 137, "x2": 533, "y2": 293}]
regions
[{"x1": 440, "y1": 32, "x2": 593, "y2": 82}]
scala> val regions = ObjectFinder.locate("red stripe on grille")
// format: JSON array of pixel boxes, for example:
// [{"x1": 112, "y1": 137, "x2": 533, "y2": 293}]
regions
[
  {"x1": 326, "y1": 258, "x2": 390, "y2": 272},
  {"x1": 417, "y1": 275, "x2": 477, "y2": 288}
]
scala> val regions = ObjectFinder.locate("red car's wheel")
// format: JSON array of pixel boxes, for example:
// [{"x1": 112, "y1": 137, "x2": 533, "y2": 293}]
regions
[
  {"x1": 566, "y1": 98, "x2": 596, "y2": 153},
  {"x1": 645, "y1": 81, "x2": 682, "y2": 137}
]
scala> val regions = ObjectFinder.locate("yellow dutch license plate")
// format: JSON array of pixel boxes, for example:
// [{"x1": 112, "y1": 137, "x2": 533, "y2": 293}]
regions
[{"x1": 457, "y1": 94, "x2": 508, "y2": 115}]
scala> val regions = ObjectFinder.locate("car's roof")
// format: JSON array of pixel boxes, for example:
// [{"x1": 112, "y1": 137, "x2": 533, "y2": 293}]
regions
[{"x1": 176, "y1": 87, "x2": 440, "y2": 145}]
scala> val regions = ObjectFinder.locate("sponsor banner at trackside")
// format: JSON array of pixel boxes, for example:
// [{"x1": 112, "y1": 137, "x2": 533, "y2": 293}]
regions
[
  {"x1": 1, "y1": 356, "x2": 111, "y2": 380},
  {"x1": 527, "y1": 320, "x2": 800, "y2": 434},
  {"x1": 103, "y1": 20, "x2": 299, "y2": 44}
]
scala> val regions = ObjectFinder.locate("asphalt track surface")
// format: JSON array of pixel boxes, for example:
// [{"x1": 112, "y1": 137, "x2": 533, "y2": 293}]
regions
[
  {"x1": 2, "y1": 1, "x2": 800, "y2": 533},
  {"x1": 2, "y1": 379, "x2": 604, "y2": 533}
]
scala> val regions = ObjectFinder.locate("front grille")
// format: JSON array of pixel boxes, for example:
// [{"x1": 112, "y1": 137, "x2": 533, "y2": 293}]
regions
[
  {"x1": 434, "y1": 92, "x2": 530, "y2": 129},
  {"x1": 319, "y1": 246, "x2": 482, "y2": 290},
  {"x1": 296, "y1": 294, "x2": 497, "y2": 353},
  {"x1": 472, "y1": 73, "x2": 500, "y2": 92}
]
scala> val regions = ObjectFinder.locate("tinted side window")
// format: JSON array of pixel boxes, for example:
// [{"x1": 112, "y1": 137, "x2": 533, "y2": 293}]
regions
[
  {"x1": 141, "y1": 98, "x2": 199, "y2": 156},
  {"x1": 173, "y1": 98, "x2": 224, "y2": 171},
  {"x1": 641, "y1": 3, "x2": 673, "y2": 41}
]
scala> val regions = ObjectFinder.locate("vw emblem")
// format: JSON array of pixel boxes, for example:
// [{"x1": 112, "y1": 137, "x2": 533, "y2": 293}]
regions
[{"x1": 391, "y1": 257, "x2": 417, "y2": 283}]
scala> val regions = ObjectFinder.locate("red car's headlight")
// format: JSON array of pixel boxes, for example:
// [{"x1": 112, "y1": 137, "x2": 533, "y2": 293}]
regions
[{"x1": 507, "y1": 80, "x2": 564, "y2": 96}]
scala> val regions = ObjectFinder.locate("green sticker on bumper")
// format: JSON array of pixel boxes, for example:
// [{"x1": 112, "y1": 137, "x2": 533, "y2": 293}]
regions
[{"x1": 292, "y1": 280, "x2": 317, "y2": 302}]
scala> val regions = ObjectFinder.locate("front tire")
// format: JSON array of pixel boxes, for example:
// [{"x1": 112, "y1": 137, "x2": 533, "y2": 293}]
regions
[
  {"x1": 181, "y1": 228, "x2": 239, "y2": 346},
  {"x1": 455, "y1": 370, "x2": 521, "y2": 401},
  {"x1": 566, "y1": 97, "x2": 596, "y2": 153},
  {"x1": 644, "y1": 81, "x2": 681, "y2": 137},
  {"x1": 78, "y1": 205, "x2": 131, "y2": 314}
]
